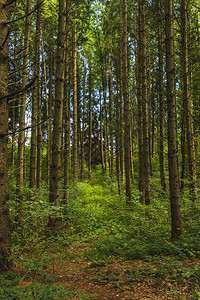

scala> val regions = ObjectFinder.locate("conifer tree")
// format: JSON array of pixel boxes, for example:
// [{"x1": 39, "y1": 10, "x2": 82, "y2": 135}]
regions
[
  {"x1": 49, "y1": 0, "x2": 66, "y2": 227},
  {"x1": 165, "y1": 0, "x2": 182, "y2": 240},
  {"x1": 0, "y1": 0, "x2": 11, "y2": 273}
]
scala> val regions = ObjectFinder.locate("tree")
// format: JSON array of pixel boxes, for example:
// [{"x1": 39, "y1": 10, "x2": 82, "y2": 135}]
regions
[
  {"x1": 16, "y1": 0, "x2": 32, "y2": 201},
  {"x1": 88, "y1": 66, "x2": 92, "y2": 177},
  {"x1": 165, "y1": 0, "x2": 182, "y2": 240},
  {"x1": 80, "y1": 55, "x2": 86, "y2": 179},
  {"x1": 0, "y1": 0, "x2": 11, "y2": 273},
  {"x1": 73, "y1": 7, "x2": 78, "y2": 181},
  {"x1": 123, "y1": 0, "x2": 132, "y2": 203},
  {"x1": 29, "y1": 0, "x2": 41, "y2": 189},
  {"x1": 49, "y1": 0, "x2": 66, "y2": 227},
  {"x1": 109, "y1": 26, "x2": 114, "y2": 179},
  {"x1": 138, "y1": 0, "x2": 150, "y2": 205},
  {"x1": 180, "y1": 0, "x2": 197, "y2": 200},
  {"x1": 157, "y1": 0, "x2": 166, "y2": 191}
]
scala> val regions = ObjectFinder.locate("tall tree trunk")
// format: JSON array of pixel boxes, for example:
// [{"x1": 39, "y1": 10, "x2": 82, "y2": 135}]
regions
[
  {"x1": 11, "y1": 33, "x2": 17, "y2": 168},
  {"x1": 165, "y1": 0, "x2": 182, "y2": 240},
  {"x1": 41, "y1": 30, "x2": 51, "y2": 185},
  {"x1": 109, "y1": 28, "x2": 114, "y2": 179},
  {"x1": 80, "y1": 56, "x2": 86, "y2": 179},
  {"x1": 119, "y1": 51, "x2": 124, "y2": 186},
  {"x1": 180, "y1": 0, "x2": 197, "y2": 199},
  {"x1": 136, "y1": 0, "x2": 145, "y2": 203},
  {"x1": 16, "y1": 0, "x2": 32, "y2": 200},
  {"x1": 73, "y1": 8, "x2": 78, "y2": 181},
  {"x1": 36, "y1": 4, "x2": 42, "y2": 192},
  {"x1": 116, "y1": 75, "x2": 121, "y2": 195},
  {"x1": 29, "y1": 0, "x2": 41, "y2": 189},
  {"x1": 0, "y1": 0, "x2": 11, "y2": 273},
  {"x1": 88, "y1": 66, "x2": 92, "y2": 177},
  {"x1": 100, "y1": 89, "x2": 105, "y2": 171},
  {"x1": 123, "y1": 0, "x2": 132, "y2": 203},
  {"x1": 49, "y1": 0, "x2": 66, "y2": 227},
  {"x1": 139, "y1": 0, "x2": 150, "y2": 205},
  {"x1": 102, "y1": 70, "x2": 108, "y2": 171},
  {"x1": 48, "y1": 47, "x2": 53, "y2": 184},
  {"x1": 64, "y1": 14, "x2": 70, "y2": 200},
  {"x1": 157, "y1": 0, "x2": 166, "y2": 190}
]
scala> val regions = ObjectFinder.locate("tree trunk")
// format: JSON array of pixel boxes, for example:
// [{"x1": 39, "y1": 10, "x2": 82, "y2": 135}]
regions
[
  {"x1": 109, "y1": 28, "x2": 114, "y2": 179},
  {"x1": 36, "y1": 3, "x2": 42, "y2": 192},
  {"x1": 41, "y1": 30, "x2": 51, "y2": 185},
  {"x1": 137, "y1": 0, "x2": 145, "y2": 203},
  {"x1": 29, "y1": 0, "x2": 41, "y2": 189},
  {"x1": 16, "y1": 0, "x2": 32, "y2": 200},
  {"x1": 119, "y1": 50, "x2": 124, "y2": 186},
  {"x1": 139, "y1": 0, "x2": 150, "y2": 205},
  {"x1": 73, "y1": 8, "x2": 78, "y2": 181},
  {"x1": 180, "y1": 0, "x2": 197, "y2": 200},
  {"x1": 88, "y1": 66, "x2": 92, "y2": 177},
  {"x1": 157, "y1": 0, "x2": 166, "y2": 190},
  {"x1": 123, "y1": 0, "x2": 132, "y2": 203},
  {"x1": 47, "y1": 47, "x2": 53, "y2": 184},
  {"x1": 165, "y1": 0, "x2": 182, "y2": 240},
  {"x1": 116, "y1": 74, "x2": 121, "y2": 195},
  {"x1": 0, "y1": 0, "x2": 11, "y2": 273},
  {"x1": 80, "y1": 56, "x2": 86, "y2": 179},
  {"x1": 49, "y1": 0, "x2": 66, "y2": 227},
  {"x1": 100, "y1": 89, "x2": 105, "y2": 171},
  {"x1": 64, "y1": 16, "x2": 70, "y2": 200}
]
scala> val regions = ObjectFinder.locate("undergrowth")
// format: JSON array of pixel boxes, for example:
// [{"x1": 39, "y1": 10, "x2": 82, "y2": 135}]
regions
[{"x1": 6, "y1": 168, "x2": 200, "y2": 298}]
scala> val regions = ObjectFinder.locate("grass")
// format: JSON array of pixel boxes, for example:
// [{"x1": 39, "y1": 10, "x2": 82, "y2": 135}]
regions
[{"x1": 6, "y1": 167, "x2": 200, "y2": 299}]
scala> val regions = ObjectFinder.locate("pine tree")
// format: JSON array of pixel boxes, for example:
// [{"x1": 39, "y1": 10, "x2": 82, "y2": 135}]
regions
[
  {"x1": 0, "y1": 0, "x2": 11, "y2": 273},
  {"x1": 165, "y1": 0, "x2": 182, "y2": 240}
]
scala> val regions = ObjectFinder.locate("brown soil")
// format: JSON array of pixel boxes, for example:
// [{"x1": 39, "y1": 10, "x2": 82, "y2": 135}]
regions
[{"x1": 44, "y1": 243, "x2": 199, "y2": 300}]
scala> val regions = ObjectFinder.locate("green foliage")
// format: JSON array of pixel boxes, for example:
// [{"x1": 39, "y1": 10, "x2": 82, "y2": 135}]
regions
[
  {"x1": 61, "y1": 171, "x2": 200, "y2": 262},
  {"x1": 0, "y1": 258, "x2": 91, "y2": 300},
  {"x1": 7, "y1": 167, "x2": 200, "y2": 298},
  {"x1": 9, "y1": 175, "x2": 65, "y2": 255}
]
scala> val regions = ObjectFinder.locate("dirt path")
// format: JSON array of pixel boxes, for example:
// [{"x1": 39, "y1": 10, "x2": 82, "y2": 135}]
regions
[{"x1": 49, "y1": 244, "x2": 197, "y2": 299}]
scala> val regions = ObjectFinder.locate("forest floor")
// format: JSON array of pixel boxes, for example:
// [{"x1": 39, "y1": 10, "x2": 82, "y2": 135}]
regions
[{"x1": 34, "y1": 241, "x2": 199, "y2": 300}]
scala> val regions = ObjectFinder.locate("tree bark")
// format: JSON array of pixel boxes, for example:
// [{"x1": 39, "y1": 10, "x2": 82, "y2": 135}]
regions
[
  {"x1": 180, "y1": 0, "x2": 197, "y2": 199},
  {"x1": 0, "y1": 0, "x2": 11, "y2": 273},
  {"x1": 73, "y1": 8, "x2": 78, "y2": 181},
  {"x1": 165, "y1": 0, "x2": 182, "y2": 240},
  {"x1": 139, "y1": 0, "x2": 150, "y2": 205},
  {"x1": 88, "y1": 66, "x2": 92, "y2": 177},
  {"x1": 157, "y1": 0, "x2": 166, "y2": 190},
  {"x1": 80, "y1": 56, "x2": 86, "y2": 179},
  {"x1": 109, "y1": 27, "x2": 114, "y2": 179},
  {"x1": 49, "y1": 0, "x2": 66, "y2": 227},
  {"x1": 64, "y1": 13, "x2": 70, "y2": 200},
  {"x1": 16, "y1": 0, "x2": 32, "y2": 199},
  {"x1": 123, "y1": 0, "x2": 132, "y2": 203}
]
